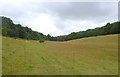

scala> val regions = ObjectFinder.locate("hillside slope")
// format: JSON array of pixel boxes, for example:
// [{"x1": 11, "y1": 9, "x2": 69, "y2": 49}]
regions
[
  {"x1": 2, "y1": 34, "x2": 118, "y2": 75},
  {"x1": 1, "y1": 16, "x2": 120, "y2": 41}
]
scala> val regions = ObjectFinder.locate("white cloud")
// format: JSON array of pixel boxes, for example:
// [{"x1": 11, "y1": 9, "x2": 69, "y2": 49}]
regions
[
  {"x1": 25, "y1": 14, "x2": 62, "y2": 36},
  {"x1": 0, "y1": 0, "x2": 118, "y2": 36}
]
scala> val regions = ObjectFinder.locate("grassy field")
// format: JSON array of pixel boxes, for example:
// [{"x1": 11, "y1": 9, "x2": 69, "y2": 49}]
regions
[
  {"x1": 0, "y1": 36, "x2": 2, "y2": 76},
  {"x1": 2, "y1": 34, "x2": 118, "y2": 75}
]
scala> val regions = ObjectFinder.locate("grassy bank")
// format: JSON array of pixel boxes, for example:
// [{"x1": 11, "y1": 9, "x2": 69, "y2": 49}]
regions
[{"x1": 2, "y1": 34, "x2": 118, "y2": 75}]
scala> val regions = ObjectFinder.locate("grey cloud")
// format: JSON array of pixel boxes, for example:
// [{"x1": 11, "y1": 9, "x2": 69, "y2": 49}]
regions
[
  {"x1": 41, "y1": 2, "x2": 118, "y2": 35},
  {"x1": 42, "y1": 2, "x2": 117, "y2": 21},
  {"x1": 0, "y1": 1, "x2": 118, "y2": 36},
  {"x1": 1, "y1": 2, "x2": 117, "y2": 23}
]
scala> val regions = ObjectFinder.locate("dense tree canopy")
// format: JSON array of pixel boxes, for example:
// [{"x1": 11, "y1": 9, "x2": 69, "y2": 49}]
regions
[
  {"x1": 2, "y1": 17, "x2": 45, "y2": 40},
  {"x1": 1, "y1": 16, "x2": 120, "y2": 41}
]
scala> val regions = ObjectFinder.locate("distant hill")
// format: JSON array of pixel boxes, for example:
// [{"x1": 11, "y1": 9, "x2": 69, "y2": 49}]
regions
[
  {"x1": 1, "y1": 16, "x2": 120, "y2": 41},
  {"x1": 2, "y1": 16, "x2": 45, "y2": 40},
  {"x1": 52, "y1": 21, "x2": 120, "y2": 41}
]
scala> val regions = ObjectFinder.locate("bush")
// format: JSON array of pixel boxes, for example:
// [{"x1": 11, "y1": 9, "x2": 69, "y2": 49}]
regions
[{"x1": 39, "y1": 38, "x2": 45, "y2": 43}]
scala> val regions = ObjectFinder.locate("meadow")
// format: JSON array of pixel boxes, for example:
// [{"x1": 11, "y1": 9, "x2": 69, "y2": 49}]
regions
[
  {"x1": 0, "y1": 36, "x2": 2, "y2": 76},
  {"x1": 2, "y1": 34, "x2": 118, "y2": 75}
]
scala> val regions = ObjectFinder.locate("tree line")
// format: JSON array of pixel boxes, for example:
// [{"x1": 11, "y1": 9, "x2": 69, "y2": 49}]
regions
[
  {"x1": 51, "y1": 22, "x2": 120, "y2": 41},
  {"x1": 1, "y1": 16, "x2": 120, "y2": 41},
  {"x1": 2, "y1": 17, "x2": 45, "y2": 40}
]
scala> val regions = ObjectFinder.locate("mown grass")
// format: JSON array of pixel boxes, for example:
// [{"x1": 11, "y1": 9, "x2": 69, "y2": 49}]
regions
[{"x1": 2, "y1": 34, "x2": 118, "y2": 75}]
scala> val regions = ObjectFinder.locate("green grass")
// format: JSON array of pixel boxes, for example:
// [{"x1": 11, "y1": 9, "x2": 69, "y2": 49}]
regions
[
  {"x1": 0, "y1": 36, "x2": 2, "y2": 76},
  {"x1": 2, "y1": 34, "x2": 118, "y2": 75}
]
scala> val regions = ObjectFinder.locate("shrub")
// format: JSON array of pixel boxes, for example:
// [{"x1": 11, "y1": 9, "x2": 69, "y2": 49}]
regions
[{"x1": 39, "y1": 38, "x2": 45, "y2": 43}]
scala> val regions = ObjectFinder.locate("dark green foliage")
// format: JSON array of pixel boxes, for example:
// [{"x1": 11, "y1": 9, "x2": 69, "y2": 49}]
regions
[
  {"x1": 1, "y1": 16, "x2": 120, "y2": 41},
  {"x1": 46, "y1": 34, "x2": 52, "y2": 40},
  {"x1": 50, "y1": 21, "x2": 120, "y2": 41},
  {"x1": 39, "y1": 38, "x2": 45, "y2": 43},
  {"x1": 1, "y1": 16, "x2": 45, "y2": 40}
]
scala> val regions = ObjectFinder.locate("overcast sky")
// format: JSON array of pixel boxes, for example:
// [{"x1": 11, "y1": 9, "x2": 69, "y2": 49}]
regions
[{"x1": 0, "y1": 0, "x2": 118, "y2": 36}]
